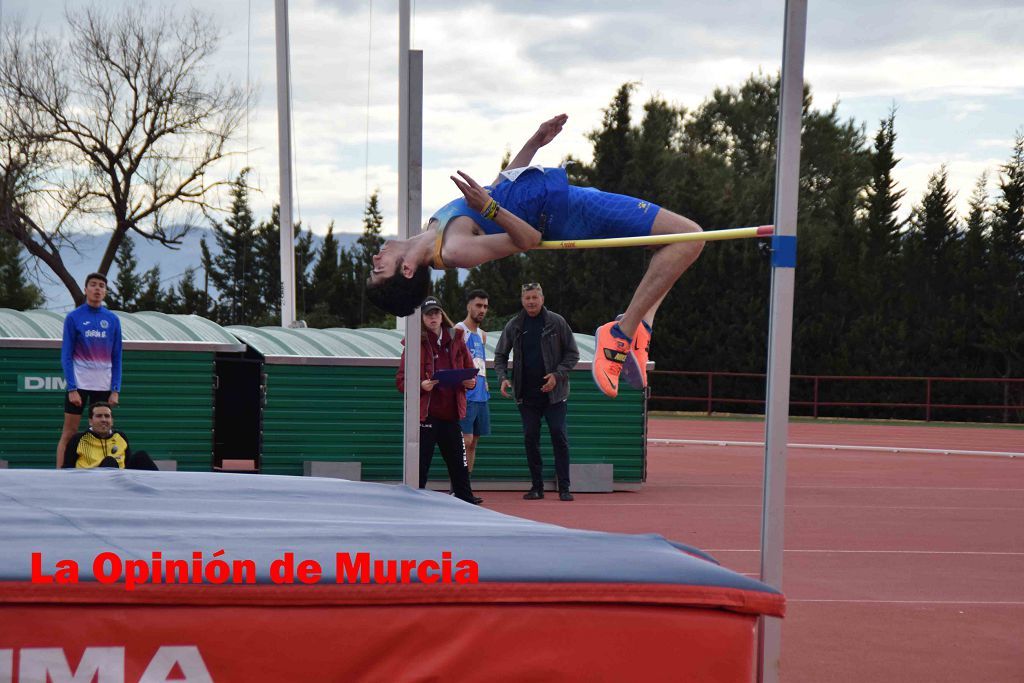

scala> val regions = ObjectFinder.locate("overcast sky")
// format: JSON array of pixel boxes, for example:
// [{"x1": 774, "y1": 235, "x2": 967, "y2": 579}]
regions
[{"x1": 3, "y1": 0, "x2": 1023, "y2": 238}]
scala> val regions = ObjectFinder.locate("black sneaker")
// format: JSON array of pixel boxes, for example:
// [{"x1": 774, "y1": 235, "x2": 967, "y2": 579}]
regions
[
  {"x1": 559, "y1": 491, "x2": 574, "y2": 502},
  {"x1": 470, "y1": 496, "x2": 484, "y2": 505},
  {"x1": 523, "y1": 488, "x2": 544, "y2": 500}
]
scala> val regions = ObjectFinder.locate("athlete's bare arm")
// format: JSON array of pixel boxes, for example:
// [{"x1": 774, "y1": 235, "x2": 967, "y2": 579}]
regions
[
  {"x1": 440, "y1": 216, "x2": 528, "y2": 268},
  {"x1": 449, "y1": 171, "x2": 543, "y2": 251},
  {"x1": 491, "y1": 113, "x2": 568, "y2": 185}
]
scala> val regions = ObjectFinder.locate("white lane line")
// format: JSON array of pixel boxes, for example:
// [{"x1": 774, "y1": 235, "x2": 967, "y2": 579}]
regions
[
  {"x1": 661, "y1": 483, "x2": 1024, "y2": 492},
  {"x1": 704, "y1": 549, "x2": 1024, "y2": 556},
  {"x1": 648, "y1": 438, "x2": 1024, "y2": 458},
  {"x1": 561, "y1": 503, "x2": 1024, "y2": 510}
]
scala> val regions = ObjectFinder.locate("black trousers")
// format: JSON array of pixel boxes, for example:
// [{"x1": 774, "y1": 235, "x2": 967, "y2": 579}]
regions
[
  {"x1": 420, "y1": 419, "x2": 475, "y2": 502},
  {"x1": 518, "y1": 399, "x2": 570, "y2": 491},
  {"x1": 97, "y1": 450, "x2": 159, "y2": 471}
]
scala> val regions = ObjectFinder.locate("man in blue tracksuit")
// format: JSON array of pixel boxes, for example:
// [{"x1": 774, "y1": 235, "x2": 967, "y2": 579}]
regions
[{"x1": 56, "y1": 272, "x2": 123, "y2": 468}]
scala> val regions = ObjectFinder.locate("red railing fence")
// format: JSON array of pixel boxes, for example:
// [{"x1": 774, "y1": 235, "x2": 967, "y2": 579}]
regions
[{"x1": 649, "y1": 371, "x2": 1024, "y2": 423}]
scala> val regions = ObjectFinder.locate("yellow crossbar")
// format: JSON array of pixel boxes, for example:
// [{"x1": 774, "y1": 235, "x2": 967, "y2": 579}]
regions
[{"x1": 535, "y1": 225, "x2": 774, "y2": 250}]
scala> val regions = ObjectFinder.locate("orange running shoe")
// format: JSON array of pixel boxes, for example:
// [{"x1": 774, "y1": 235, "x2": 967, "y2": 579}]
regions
[
  {"x1": 592, "y1": 321, "x2": 631, "y2": 398},
  {"x1": 615, "y1": 315, "x2": 649, "y2": 390},
  {"x1": 623, "y1": 319, "x2": 651, "y2": 390}
]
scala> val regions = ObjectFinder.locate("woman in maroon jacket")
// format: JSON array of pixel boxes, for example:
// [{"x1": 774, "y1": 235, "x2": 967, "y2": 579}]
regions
[{"x1": 397, "y1": 296, "x2": 482, "y2": 505}]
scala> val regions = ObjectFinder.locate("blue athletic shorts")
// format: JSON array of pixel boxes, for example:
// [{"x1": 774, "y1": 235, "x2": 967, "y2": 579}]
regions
[
  {"x1": 460, "y1": 400, "x2": 491, "y2": 436},
  {"x1": 559, "y1": 185, "x2": 661, "y2": 240}
]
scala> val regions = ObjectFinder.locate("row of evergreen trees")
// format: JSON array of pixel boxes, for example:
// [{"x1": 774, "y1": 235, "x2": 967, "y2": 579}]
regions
[
  {"x1": 2, "y1": 75, "x2": 1021, "y2": 410},
  {"x1": 453, "y1": 78, "x2": 1023, "y2": 415},
  {"x1": 104, "y1": 169, "x2": 391, "y2": 329}
]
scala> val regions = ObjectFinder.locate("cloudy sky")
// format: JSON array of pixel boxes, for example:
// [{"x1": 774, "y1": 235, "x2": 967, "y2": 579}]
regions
[{"x1": 3, "y1": 0, "x2": 1023, "y2": 239}]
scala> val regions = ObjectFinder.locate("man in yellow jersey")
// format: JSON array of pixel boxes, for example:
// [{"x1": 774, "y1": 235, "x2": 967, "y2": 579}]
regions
[{"x1": 62, "y1": 402, "x2": 158, "y2": 470}]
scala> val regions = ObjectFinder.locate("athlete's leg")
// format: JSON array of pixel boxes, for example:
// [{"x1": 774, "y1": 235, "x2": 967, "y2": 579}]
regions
[
  {"x1": 56, "y1": 413, "x2": 80, "y2": 468},
  {"x1": 463, "y1": 434, "x2": 479, "y2": 472},
  {"x1": 573, "y1": 184, "x2": 703, "y2": 397},
  {"x1": 618, "y1": 208, "x2": 703, "y2": 337}
]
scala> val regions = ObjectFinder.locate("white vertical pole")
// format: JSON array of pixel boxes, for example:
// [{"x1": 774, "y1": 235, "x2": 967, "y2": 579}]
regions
[
  {"x1": 402, "y1": 51, "x2": 424, "y2": 488},
  {"x1": 399, "y1": 1, "x2": 423, "y2": 488},
  {"x1": 408, "y1": 52, "x2": 423, "y2": 232},
  {"x1": 396, "y1": 0, "x2": 410, "y2": 337},
  {"x1": 397, "y1": 2, "x2": 410, "y2": 235},
  {"x1": 274, "y1": 0, "x2": 297, "y2": 327},
  {"x1": 758, "y1": 1, "x2": 807, "y2": 681}
]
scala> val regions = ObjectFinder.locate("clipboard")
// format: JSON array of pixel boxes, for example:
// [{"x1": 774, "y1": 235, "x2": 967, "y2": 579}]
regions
[{"x1": 432, "y1": 368, "x2": 479, "y2": 387}]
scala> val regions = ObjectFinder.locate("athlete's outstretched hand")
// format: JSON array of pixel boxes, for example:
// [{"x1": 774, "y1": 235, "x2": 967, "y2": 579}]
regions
[
  {"x1": 532, "y1": 113, "x2": 568, "y2": 147},
  {"x1": 450, "y1": 170, "x2": 491, "y2": 213}
]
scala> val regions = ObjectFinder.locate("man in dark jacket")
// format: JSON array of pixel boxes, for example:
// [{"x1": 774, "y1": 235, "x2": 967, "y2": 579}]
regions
[{"x1": 494, "y1": 283, "x2": 580, "y2": 501}]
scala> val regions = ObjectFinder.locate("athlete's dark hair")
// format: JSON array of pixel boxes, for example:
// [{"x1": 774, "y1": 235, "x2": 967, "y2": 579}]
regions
[
  {"x1": 84, "y1": 272, "x2": 108, "y2": 286},
  {"x1": 365, "y1": 259, "x2": 431, "y2": 317},
  {"x1": 465, "y1": 289, "x2": 489, "y2": 303}
]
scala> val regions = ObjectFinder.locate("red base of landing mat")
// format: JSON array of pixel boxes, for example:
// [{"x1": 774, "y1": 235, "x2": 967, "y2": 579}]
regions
[{"x1": 1, "y1": 583, "x2": 762, "y2": 682}]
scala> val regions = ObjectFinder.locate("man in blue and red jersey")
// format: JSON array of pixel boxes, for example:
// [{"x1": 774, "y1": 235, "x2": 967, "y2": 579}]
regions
[
  {"x1": 455, "y1": 289, "x2": 491, "y2": 474},
  {"x1": 56, "y1": 273, "x2": 123, "y2": 468},
  {"x1": 366, "y1": 114, "x2": 704, "y2": 399}
]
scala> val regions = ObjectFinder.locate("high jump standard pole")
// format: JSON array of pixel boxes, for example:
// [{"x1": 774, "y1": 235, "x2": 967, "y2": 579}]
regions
[
  {"x1": 758, "y1": 1, "x2": 807, "y2": 681},
  {"x1": 399, "y1": 0, "x2": 424, "y2": 488}
]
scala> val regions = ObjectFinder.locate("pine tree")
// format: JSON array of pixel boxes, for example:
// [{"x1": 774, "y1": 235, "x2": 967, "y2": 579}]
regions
[
  {"x1": 306, "y1": 222, "x2": 343, "y2": 327},
  {"x1": 587, "y1": 83, "x2": 637, "y2": 193},
  {"x1": 980, "y1": 135, "x2": 1024, "y2": 379},
  {"x1": 135, "y1": 266, "x2": 166, "y2": 312},
  {"x1": 252, "y1": 205, "x2": 281, "y2": 324},
  {"x1": 901, "y1": 167, "x2": 961, "y2": 373},
  {"x1": 863, "y1": 111, "x2": 905, "y2": 260},
  {"x1": 356, "y1": 191, "x2": 387, "y2": 326},
  {"x1": 249, "y1": 205, "x2": 309, "y2": 327},
  {"x1": 962, "y1": 173, "x2": 991, "y2": 295},
  {"x1": 334, "y1": 245, "x2": 361, "y2": 327},
  {"x1": 174, "y1": 267, "x2": 208, "y2": 316},
  {"x1": 433, "y1": 268, "x2": 464, "y2": 319},
  {"x1": 207, "y1": 170, "x2": 260, "y2": 325},
  {"x1": 907, "y1": 166, "x2": 958, "y2": 260},
  {"x1": 108, "y1": 235, "x2": 143, "y2": 311},
  {"x1": 295, "y1": 228, "x2": 316, "y2": 322},
  {"x1": 956, "y1": 174, "x2": 992, "y2": 376},
  {"x1": 0, "y1": 231, "x2": 44, "y2": 309}
]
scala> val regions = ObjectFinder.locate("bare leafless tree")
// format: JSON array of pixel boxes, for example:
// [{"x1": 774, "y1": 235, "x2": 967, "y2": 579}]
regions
[{"x1": 0, "y1": 4, "x2": 248, "y2": 304}]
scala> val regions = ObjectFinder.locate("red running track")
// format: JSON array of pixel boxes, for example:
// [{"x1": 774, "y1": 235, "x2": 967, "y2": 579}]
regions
[{"x1": 483, "y1": 417, "x2": 1024, "y2": 682}]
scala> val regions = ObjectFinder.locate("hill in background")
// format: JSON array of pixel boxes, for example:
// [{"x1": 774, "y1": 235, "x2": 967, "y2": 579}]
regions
[{"x1": 31, "y1": 228, "x2": 371, "y2": 312}]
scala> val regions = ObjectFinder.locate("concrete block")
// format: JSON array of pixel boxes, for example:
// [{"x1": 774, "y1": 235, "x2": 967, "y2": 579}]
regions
[
  {"x1": 568, "y1": 463, "x2": 614, "y2": 493},
  {"x1": 215, "y1": 459, "x2": 258, "y2": 473},
  {"x1": 304, "y1": 461, "x2": 362, "y2": 481}
]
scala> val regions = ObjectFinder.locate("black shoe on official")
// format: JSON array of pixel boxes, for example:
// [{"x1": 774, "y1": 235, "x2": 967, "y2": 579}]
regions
[
  {"x1": 559, "y1": 490, "x2": 575, "y2": 502},
  {"x1": 523, "y1": 488, "x2": 544, "y2": 500},
  {"x1": 470, "y1": 496, "x2": 484, "y2": 505}
]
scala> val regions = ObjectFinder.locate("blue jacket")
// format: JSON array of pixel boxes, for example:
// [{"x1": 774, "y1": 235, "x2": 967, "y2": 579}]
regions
[{"x1": 61, "y1": 304, "x2": 123, "y2": 392}]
